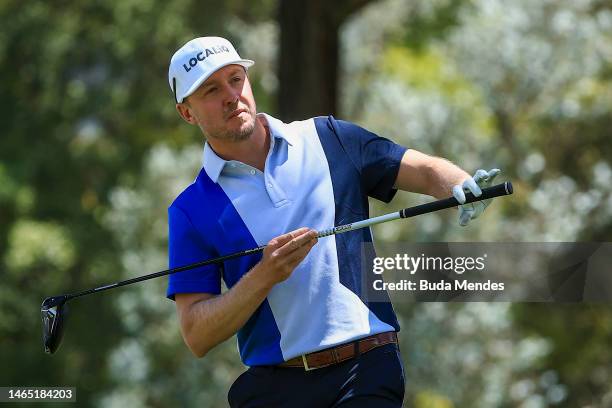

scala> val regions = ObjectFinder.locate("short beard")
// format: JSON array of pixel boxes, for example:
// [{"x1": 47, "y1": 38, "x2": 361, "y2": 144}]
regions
[
  {"x1": 203, "y1": 111, "x2": 256, "y2": 142},
  {"x1": 220, "y1": 119, "x2": 256, "y2": 142}
]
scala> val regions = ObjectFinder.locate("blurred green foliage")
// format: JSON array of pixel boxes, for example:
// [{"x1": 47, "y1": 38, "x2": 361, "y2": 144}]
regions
[{"x1": 0, "y1": 0, "x2": 269, "y2": 406}]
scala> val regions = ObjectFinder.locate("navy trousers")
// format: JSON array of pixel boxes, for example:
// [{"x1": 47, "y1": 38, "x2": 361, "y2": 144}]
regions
[{"x1": 228, "y1": 343, "x2": 405, "y2": 407}]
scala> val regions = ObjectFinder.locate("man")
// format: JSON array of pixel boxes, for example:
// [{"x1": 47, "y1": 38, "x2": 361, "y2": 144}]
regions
[{"x1": 166, "y1": 36, "x2": 499, "y2": 407}]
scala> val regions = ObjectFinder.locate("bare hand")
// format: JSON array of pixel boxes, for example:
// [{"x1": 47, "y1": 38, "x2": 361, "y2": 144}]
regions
[{"x1": 253, "y1": 227, "x2": 318, "y2": 288}]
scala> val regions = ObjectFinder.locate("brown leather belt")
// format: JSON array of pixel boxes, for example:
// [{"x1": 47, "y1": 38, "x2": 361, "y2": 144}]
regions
[{"x1": 279, "y1": 331, "x2": 398, "y2": 371}]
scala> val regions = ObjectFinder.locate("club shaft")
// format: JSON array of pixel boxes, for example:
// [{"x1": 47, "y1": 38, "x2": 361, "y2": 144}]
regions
[
  {"x1": 67, "y1": 182, "x2": 513, "y2": 300},
  {"x1": 67, "y1": 245, "x2": 267, "y2": 300}
]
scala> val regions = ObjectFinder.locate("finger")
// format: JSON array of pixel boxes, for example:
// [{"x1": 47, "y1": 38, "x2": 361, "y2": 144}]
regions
[
  {"x1": 471, "y1": 201, "x2": 485, "y2": 219},
  {"x1": 284, "y1": 237, "x2": 318, "y2": 268},
  {"x1": 452, "y1": 185, "x2": 466, "y2": 204},
  {"x1": 488, "y1": 168, "x2": 501, "y2": 182},
  {"x1": 279, "y1": 239, "x2": 317, "y2": 274},
  {"x1": 459, "y1": 207, "x2": 473, "y2": 226},
  {"x1": 473, "y1": 169, "x2": 489, "y2": 183},
  {"x1": 276, "y1": 229, "x2": 318, "y2": 257},
  {"x1": 269, "y1": 227, "x2": 310, "y2": 249},
  {"x1": 462, "y1": 177, "x2": 482, "y2": 197}
]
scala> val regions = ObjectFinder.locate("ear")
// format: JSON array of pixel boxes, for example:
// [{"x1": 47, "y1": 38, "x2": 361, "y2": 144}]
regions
[{"x1": 176, "y1": 103, "x2": 198, "y2": 125}]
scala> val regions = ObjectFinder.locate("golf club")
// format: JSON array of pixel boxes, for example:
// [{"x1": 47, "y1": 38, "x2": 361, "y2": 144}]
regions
[{"x1": 41, "y1": 181, "x2": 513, "y2": 354}]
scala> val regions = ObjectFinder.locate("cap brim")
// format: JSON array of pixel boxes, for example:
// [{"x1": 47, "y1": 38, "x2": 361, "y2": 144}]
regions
[{"x1": 179, "y1": 59, "x2": 255, "y2": 103}]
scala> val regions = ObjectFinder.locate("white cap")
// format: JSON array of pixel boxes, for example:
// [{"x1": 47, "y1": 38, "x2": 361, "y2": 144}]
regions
[{"x1": 168, "y1": 36, "x2": 254, "y2": 103}]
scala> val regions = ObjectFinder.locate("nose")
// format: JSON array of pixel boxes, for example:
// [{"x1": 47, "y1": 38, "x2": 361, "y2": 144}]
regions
[{"x1": 222, "y1": 83, "x2": 240, "y2": 107}]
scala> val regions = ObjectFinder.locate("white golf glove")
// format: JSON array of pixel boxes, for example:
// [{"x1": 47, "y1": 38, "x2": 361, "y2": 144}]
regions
[{"x1": 452, "y1": 168, "x2": 501, "y2": 226}]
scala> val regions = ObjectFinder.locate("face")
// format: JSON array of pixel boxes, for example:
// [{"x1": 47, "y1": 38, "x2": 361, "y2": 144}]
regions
[{"x1": 177, "y1": 64, "x2": 257, "y2": 142}]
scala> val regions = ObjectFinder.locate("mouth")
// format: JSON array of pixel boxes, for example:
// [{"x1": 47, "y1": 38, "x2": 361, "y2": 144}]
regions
[{"x1": 227, "y1": 108, "x2": 247, "y2": 120}]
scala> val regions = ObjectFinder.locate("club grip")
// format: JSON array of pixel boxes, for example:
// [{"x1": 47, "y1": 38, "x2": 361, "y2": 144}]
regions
[
  {"x1": 469, "y1": 181, "x2": 513, "y2": 202},
  {"x1": 400, "y1": 181, "x2": 513, "y2": 219}
]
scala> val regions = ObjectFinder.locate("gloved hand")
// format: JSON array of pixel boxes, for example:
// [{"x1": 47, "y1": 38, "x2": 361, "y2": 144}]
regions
[{"x1": 452, "y1": 168, "x2": 501, "y2": 226}]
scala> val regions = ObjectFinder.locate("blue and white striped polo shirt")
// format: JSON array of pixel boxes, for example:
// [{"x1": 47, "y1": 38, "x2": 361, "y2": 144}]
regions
[{"x1": 167, "y1": 113, "x2": 407, "y2": 366}]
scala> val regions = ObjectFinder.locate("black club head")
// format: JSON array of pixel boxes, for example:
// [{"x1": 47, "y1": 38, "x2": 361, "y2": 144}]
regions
[{"x1": 41, "y1": 295, "x2": 68, "y2": 354}]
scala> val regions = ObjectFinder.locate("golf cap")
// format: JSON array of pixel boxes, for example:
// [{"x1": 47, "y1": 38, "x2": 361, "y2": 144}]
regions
[{"x1": 168, "y1": 36, "x2": 254, "y2": 103}]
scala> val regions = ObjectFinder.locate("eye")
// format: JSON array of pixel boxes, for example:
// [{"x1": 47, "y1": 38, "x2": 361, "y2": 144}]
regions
[
  {"x1": 232, "y1": 76, "x2": 242, "y2": 83},
  {"x1": 205, "y1": 87, "x2": 217, "y2": 95}
]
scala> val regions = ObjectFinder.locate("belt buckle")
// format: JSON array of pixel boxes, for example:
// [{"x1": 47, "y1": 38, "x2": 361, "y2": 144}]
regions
[{"x1": 301, "y1": 354, "x2": 315, "y2": 371}]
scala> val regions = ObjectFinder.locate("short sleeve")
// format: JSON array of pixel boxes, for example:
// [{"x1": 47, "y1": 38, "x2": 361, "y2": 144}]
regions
[
  {"x1": 331, "y1": 118, "x2": 407, "y2": 203},
  {"x1": 166, "y1": 204, "x2": 222, "y2": 300}
]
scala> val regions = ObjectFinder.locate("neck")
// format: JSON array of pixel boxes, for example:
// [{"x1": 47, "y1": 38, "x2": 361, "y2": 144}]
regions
[{"x1": 207, "y1": 116, "x2": 270, "y2": 172}]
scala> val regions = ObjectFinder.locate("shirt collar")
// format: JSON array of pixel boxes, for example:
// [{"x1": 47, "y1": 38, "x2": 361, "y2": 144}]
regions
[
  {"x1": 202, "y1": 113, "x2": 293, "y2": 183},
  {"x1": 258, "y1": 113, "x2": 294, "y2": 147},
  {"x1": 202, "y1": 142, "x2": 226, "y2": 183}
]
